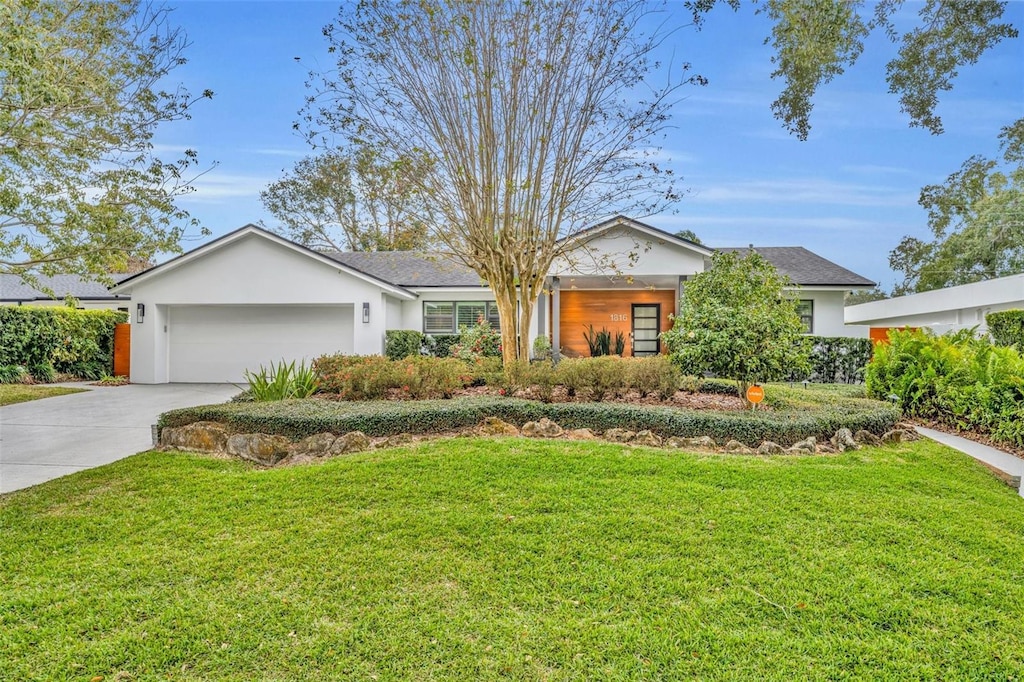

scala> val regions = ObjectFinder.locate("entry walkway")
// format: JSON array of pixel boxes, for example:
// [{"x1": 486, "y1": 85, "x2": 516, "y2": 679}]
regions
[{"x1": 915, "y1": 426, "x2": 1024, "y2": 498}]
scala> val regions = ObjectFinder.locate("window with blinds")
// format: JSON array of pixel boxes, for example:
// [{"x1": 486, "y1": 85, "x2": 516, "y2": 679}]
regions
[{"x1": 423, "y1": 301, "x2": 501, "y2": 333}]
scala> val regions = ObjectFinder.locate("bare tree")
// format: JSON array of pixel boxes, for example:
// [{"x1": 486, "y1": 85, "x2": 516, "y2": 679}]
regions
[
  {"x1": 260, "y1": 148, "x2": 432, "y2": 252},
  {"x1": 302, "y1": 0, "x2": 694, "y2": 364}
]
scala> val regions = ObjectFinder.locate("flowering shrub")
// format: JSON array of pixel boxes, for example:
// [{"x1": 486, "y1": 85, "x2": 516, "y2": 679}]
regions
[{"x1": 451, "y1": 317, "x2": 501, "y2": 360}]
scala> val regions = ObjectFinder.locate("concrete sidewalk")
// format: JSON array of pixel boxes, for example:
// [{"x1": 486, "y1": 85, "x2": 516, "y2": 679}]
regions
[
  {"x1": 1, "y1": 383, "x2": 239, "y2": 494},
  {"x1": 915, "y1": 426, "x2": 1024, "y2": 498}
]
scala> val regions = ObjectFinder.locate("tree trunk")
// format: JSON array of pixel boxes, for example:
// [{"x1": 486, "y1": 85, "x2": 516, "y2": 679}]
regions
[{"x1": 493, "y1": 289, "x2": 519, "y2": 368}]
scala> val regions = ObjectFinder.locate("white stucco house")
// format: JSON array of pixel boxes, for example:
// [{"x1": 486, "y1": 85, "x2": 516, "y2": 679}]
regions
[
  {"x1": 110, "y1": 216, "x2": 875, "y2": 384},
  {"x1": 845, "y1": 273, "x2": 1024, "y2": 337}
]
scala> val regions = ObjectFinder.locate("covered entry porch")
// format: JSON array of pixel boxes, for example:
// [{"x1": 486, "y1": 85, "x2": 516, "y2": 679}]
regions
[{"x1": 540, "y1": 275, "x2": 685, "y2": 359}]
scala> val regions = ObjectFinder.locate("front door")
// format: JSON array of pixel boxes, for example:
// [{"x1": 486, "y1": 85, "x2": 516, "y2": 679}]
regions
[{"x1": 631, "y1": 304, "x2": 660, "y2": 356}]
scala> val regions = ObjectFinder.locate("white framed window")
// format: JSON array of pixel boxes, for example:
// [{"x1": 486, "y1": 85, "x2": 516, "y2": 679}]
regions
[
  {"x1": 796, "y1": 299, "x2": 814, "y2": 334},
  {"x1": 423, "y1": 301, "x2": 501, "y2": 333}
]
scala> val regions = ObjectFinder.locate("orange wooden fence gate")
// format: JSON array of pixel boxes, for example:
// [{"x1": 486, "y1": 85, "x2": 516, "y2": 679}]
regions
[{"x1": 113, "y1": 323, "x2": 131, "y2": 377}]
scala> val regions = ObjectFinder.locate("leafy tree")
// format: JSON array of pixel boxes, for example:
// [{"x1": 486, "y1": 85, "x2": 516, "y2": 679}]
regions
[
  {"x1": 845, "y1": 288, "x2": 888, "y2": 305},
  {"x1": 0, "y1": 0, "x2": 212, "y2": 284},
  {"x1": 663, "y1": 250, "x2": 810, "y2": 405},
  {"x1": 260, "y1": 149, "x2": 432, "y2": 252},
  {"x1": 687, "y1": 0, "x2": 1017, "y2": 139},
  {"x1": 890, "y1": 121, "x2": 1024, "y2": 294},
  {"x1": 301, "y1": 0, "x2": 694, "y2": 365},
  {"x1": 675, "y1": 229, "x2": 703, "y2": 245}
]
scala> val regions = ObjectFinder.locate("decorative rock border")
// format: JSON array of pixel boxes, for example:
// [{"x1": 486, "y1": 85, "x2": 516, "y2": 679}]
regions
[{"x1": 158, "y1": 418, "x2": 920, "y2": 468}]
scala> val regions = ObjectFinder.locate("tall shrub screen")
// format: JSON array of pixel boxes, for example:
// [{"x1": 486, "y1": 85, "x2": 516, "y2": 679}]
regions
[
  {"x1": 987, "y1": 309, "x2": 1024, "y2": 348},
  {"x1": 0, "y1": 307, "x2": 127, "y2": 381}
]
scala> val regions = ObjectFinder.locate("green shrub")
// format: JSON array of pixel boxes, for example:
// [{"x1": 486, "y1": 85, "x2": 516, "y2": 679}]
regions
[
  {"x1": 526, "y1": 360, "x2": 557, "y2": 402},
  {"x1": 160, "y1": 395, "x2": 899, "y2": 447},
  {"x1": 425, "y1": 334, "x2": 460, "y2": 358},
  {"x1": 698, "y1": 378, "x2": 740, "y2": 396},
  {"x1": 866, "y1": 328, "x2": 1024, "y2": 447},
  {"x1": 625, "y1": 356, "x2": 682, "y2": 399},
  {"x1": 0, "y1": 364, "x2": 29, "y2": 384},
  {"x1": 313, "y1": 354, "x2": 474, "y2": 400},
  {"x1": 0, "y1": 306, "x2": 125, "y2": 381},
  {"x1": 532, "y1": 335, "x2": 552, "y2": 361},
  {"x1": 987, "y1": 309, "x2": 1024, "y2": 348},
  {"x1": 245, "y1": 359, "x2": 319, "y2": 401},
  {"x1": 384, "y1": 330, "x2": 425, "y2": 360}
]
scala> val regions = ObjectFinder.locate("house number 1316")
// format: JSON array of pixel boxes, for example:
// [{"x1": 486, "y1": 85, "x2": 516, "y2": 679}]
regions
[{"x1": 610, "y1": 314, "x2": 628, "y2": 322}]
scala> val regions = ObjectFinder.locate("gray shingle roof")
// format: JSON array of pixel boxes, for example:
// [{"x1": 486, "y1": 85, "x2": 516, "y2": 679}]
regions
[
  {"x1": 718, "y1": 247, "x2": 875, "y2": 287},
  {"x1": 0, "y1": 273, "x2": 132, "y2": 302},
  {"x1": 324, "y1": 251, "x2": 483, "y2": 287}
]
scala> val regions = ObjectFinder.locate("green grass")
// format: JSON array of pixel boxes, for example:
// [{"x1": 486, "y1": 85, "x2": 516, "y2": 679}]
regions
[
  {"x1": 2, "y1": 439, "x2": 1023, "y2": 680},
  {"x1": 0, "y1": 384, "x2": 85, "y2": 406}
]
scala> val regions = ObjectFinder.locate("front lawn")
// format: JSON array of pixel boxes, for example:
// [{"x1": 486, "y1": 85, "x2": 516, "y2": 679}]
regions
[
  {"x1": 0, "y1": 384, "x2": 86, "y2": 406},
  {"x1": 2, "y1": 439, "x2": 1022, "y2": 680}
]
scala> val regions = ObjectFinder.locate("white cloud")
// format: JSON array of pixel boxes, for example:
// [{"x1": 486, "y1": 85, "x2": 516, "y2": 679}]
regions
[
  {"x1": 242, "y1": 147, "x2": 307, "y2": 158},
  {"x1": 686, "y1": 178, "x2": 916, "y2": 207},
  {"x1": 178, "y1": 172, "x2": 273, "y2": 204}
]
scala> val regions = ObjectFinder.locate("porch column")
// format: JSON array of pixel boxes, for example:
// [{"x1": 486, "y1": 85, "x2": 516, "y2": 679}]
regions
[
  {"x1": 675, "y1": 276, "x2": 685, "y2": 318},
  {"x1": 551, "y1": 276, "x2": 561, "y2": 363}
]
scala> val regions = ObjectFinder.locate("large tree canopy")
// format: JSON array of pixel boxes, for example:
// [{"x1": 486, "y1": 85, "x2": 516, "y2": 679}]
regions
[
  {"x1": 890, "y1": 121, "x2": 1024, "y2": 294},
  {"x1": 0, "y1": 0, "x2": 211, "y2": 283},
  {"x1": 260, "y1": 149, "x2": 432, "y2": 252},
  {"x1": 302, "y1": 0, "x2": 693, "y2": 365},
  {"x1": 687, "y1": 0, "x2": 1018, "y2": 140}
]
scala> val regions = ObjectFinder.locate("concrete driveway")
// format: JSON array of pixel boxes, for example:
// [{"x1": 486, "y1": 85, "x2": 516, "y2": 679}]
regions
[{"x1": 0, "y1": 383, "x2": 240, "y2": 494}]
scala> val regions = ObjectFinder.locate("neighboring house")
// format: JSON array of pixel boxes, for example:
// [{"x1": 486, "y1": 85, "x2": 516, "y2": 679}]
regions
[
  {"x1": 0, "y1": 273, "x2": 132, "y2": 311},
  {"x1": 111, "y1": 216, "x2": 875, "y2": 384},
  {"x1": 845, "y1": 273, "x2": 1024, "y2": 338}
]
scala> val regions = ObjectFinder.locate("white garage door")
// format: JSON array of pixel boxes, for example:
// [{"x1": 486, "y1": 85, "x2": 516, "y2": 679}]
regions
[{"x1": 168, "y1": 305, "x2": 354, "y2": 383}]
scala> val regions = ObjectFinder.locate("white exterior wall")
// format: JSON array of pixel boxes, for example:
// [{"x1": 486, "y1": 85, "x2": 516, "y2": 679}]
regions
[
  {"x1": 795, "y1": 289, "x2": 869, "y2": 338},
  {"x1": 551, "y1": 227, "x2": 707, "y2": 278},
  {"x1": 845, "y1": 274, "x2": 1024, "y2": 334},
  {"x1": 125, "y1": 233, "x2": 396, "y2": 382}
]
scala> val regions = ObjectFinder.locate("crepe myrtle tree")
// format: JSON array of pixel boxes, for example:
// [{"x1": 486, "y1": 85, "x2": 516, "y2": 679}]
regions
[
  {"x1": 0, "y1": 0, "x2": 213, "y2": 286},
  {"x1": 663, "y1": 250, "x2": 810, "y2": 406},
  {"x1": 301, "y1": 0, "x2": 698, "y2": 366}
]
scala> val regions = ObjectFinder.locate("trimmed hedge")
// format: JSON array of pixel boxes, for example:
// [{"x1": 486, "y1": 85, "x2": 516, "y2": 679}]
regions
[
  {"x1": 160, "y1": 394, "x2": 898, "y2": 447},
  {"x1": 425, "y1": 334, "x2": 460, "y2": 358},
  {"x1": 801, "y1": 336, "x2": 873, "y2": 384},
  {"x1": 0, "y1": 306, "x2": 127, "y2": 381},
  {"x1": 988, "y1": 309, "x2": 1024, "y2": 348}
]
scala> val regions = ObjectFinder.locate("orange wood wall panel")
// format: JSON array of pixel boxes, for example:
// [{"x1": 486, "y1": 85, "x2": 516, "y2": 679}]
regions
[
  {"x1": 113, "y1": 323, "x2": 131, "y2": 377},
  {"x1": 870, "y1": 326, "x2": 918, "y2": 345},
  {"x1": 552, "y1": 289, "x2": 676, "y2": 357}
]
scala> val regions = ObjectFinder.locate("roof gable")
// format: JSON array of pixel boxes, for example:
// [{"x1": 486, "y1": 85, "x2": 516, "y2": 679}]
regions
[
  {"x1": 111, "y1": 225, "x2": 416, "y2": 299},
  {"x1": 558, "y1": 215, "x2": 714, "y2": 257}
]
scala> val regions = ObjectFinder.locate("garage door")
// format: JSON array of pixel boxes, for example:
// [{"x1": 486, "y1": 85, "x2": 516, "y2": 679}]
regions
[{"x1": 168, "y1": 305, "x2": 354, "y2": 383}]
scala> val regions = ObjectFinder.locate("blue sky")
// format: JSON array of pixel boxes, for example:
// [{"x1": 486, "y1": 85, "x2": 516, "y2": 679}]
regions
[{"x1": 156, "y1": 1, "x2": 1024, "y2": 291}]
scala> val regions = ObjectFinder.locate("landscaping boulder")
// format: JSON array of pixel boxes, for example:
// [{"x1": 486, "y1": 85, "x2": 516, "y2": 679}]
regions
[
  {"x1": 290, "y1": 432, "x2": 337, "y2": 458},
  {"x1": 665, "y1": 436, "x2": 687, "y2": 448},
  {"x1": 566, "y1": 428, "x2": 598, "y2": 440},
  {"x1": 787, "y1": 436, "x2": 816, "y2": 454},
  {"x1": 227, "y1": 433, "x2": 291, "y2": 466},
  {"x1": 854, "y1": 430, "x2": 882, "y2": 446},
  {"x1": 831, "y1": 428, "x2": 859, "y2": 452},
  {"x1": 479, "y1": 416, "x2": 520, "y2": 436},
  {"x1": 686, "y1": 436, "x2": 717, "y2": 449},
  {"x1": 756, "y1": 441, "x2": 784, "y2": 455},
  {"x1": 522, "y1": 418, "x2": 564, "y2": 438},
  {"x1": 724, "y1": 439, "x2": 753, "y2": 454},
  {"x1": 160, "y1": 421, "x2": 230, "y2": 452},
  {"x1": 376, "y1": 433, "x2": 414, "y2": 449},
  {"x1": 604, "y1": 428, "x2": 635, "y2": 443},
  {"x1": 633, "y1": 430, "x2": 663, "y2": 447},
  {"x1": 329, "y1": 431, "x2": 372, "y2": 455}
]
